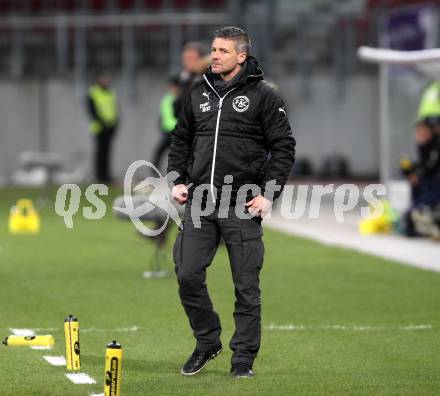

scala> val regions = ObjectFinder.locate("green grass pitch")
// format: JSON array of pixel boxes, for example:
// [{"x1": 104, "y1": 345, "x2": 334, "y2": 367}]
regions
[{"x1": 0, "y1": 187, "x2": 439, "y2": 395}]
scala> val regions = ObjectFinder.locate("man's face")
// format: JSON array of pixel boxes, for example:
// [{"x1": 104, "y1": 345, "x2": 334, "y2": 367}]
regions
[
  {"x1": 98, "y1": 75, "x2": 112, "y2": 88},
  {"x1": 210, "y1": 38, "x2": 246, "y2": 75},
  {"x1": 182, "y1": 48, "x2": 202, "y2": 73},
  {"x1": 170, "y1": 83, "x2": 181, "y2": 96},
  {"x1": 415, "y1": 123, "x2": 433, "y2": 146}
]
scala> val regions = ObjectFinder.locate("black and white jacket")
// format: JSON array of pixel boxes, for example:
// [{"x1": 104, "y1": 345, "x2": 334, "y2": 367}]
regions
[{"x1": 167, "y1": 56, "x2": 296, "y2": 203}]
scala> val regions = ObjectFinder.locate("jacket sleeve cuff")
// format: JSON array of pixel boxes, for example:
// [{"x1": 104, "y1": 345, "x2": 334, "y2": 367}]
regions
[
  {"x1": 173, "y1": 176, "x2": 187, "y2": 186},
  {"x1": 166, "y1": 170, "x2": 187, "y2": 186},
  {"x1": 261, "y1": 181, "x2": 284, "y2": 202}
]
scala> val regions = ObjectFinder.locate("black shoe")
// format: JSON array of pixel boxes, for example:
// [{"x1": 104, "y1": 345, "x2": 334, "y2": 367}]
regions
[
  {"x1": 230, "y1": 362, "x2": 254, "y2": 378},
  {"x1": 181, "y1": 344, "x2": 222, "y2": 376}
]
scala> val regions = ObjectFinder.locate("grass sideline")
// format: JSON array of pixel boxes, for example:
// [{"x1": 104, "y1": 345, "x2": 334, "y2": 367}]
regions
[{"x1": 0, "y1": 187, "x2": 439, "y2": 395}]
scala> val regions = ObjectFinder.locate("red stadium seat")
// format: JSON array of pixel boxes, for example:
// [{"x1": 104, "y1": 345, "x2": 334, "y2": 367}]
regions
[{"x1": 118, "y1": 0, "x2": 135, "y2": 10}]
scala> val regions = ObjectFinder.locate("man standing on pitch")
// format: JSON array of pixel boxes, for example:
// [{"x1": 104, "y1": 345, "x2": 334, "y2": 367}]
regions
[
  {"x1": 87, "y1": 71, "x2": 119, "y2": 183},
  {"x1": 167, "y1": 26, "x2": 295, "y2": 378}
]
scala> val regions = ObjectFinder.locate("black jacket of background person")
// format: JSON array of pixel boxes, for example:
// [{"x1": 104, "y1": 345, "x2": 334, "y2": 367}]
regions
[
  {"x1": 167, "y1": 56, "x2": 296, "y2": 205},
  {"x1": 417, "y1": 133, "x2": 440, "y2": 179},
  {"x1": 173, "y1": 72, "x2": 202, "y2": 120}
]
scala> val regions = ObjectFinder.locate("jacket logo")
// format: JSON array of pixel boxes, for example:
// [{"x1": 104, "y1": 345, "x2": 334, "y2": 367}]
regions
[
  {"x1": 232, "y1": 96, "x2": 250, "y2": 112},
  {"x1": 200, "y1": 101, "x2": 211, "y2": 112},
  {"x1": 202, "y1": 92, "x2": 211, "y2": 100}
]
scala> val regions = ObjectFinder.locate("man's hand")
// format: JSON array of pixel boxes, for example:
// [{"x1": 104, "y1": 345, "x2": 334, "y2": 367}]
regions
[
  {"x1": 245, "y1": 195, "x2": 272, "y2": 218},
  {"x1": 172, "y1": 184, "x2": 189, "y2": 205}
]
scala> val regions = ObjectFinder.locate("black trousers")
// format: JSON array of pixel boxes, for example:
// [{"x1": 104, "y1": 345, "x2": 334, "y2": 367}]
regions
[
  {"x1": 173, "y1": 201, "x2": 264, "y2": 365},
  {"x1": 94, "y1": 127, "x2": 116, "y2": 183}
]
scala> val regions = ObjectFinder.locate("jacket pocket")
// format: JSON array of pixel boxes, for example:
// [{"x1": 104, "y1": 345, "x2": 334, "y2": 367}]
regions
[{"x1": 241, "y1": 225, "x2": 264, "y2": 272}]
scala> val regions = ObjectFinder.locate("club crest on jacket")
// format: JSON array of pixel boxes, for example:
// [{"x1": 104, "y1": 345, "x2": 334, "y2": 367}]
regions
[{"x1": 232, "y1": 95, "x2": 250, "y2": 112}]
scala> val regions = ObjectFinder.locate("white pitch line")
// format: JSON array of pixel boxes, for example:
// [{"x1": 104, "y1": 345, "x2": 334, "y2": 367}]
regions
[
  {"x1": 31, "y1": 346, "x2": 53, "y2": 350},
  {"x1": 399, "y1": 324, "x2": 432, "y2": 330},
  {"x1": 20, "y1": 325, "x2": 141, "y2": 333},
  {"x1": 10, "y1": 328, "x2": 35, "y2": 336},
  {"x1": 90, "y1": 393, "x2": 104, "y2": 396},
  {"x1": 65, "y1": 373, "x2": 97, "y2": 385},
  {"x1": 43, "y1": 356, "x2": 66, "y2": 366},
  {"x1": 81, "y1": 325, "x2": 140, "y2": 333},
  {"x1": 265, "y1": 324, "x2": 433, "y2": 331},
  {"x1": 31, "y1": 327, "x2": 60, "y2": 332}
]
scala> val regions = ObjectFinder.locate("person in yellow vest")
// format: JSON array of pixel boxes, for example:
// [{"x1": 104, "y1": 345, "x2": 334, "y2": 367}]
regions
[
  {"x1": 87, "y1": 71, "x2": 119, "y2": 183},
  {"x1": 417, "y1": 80, "x2": 440, "y2": 134}
]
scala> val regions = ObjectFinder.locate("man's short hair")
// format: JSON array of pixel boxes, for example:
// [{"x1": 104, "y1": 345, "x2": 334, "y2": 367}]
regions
[
  {"x1": 182, "y1": 41, "x2": 207, "y2": 57},
  {"x1": 213, "y1": 26, "x2": 251, "y2": 55},
  {"x1": 95, "y1": 69, "x2": 111, "y2": 79},
  {"x1": 416, "y1": 116, "x2": 440, "y2": 130}
]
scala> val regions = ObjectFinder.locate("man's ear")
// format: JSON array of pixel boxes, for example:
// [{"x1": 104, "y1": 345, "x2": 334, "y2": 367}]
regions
[{"x1": 238, "y1": 52, "x2": 247, "y2": 64}]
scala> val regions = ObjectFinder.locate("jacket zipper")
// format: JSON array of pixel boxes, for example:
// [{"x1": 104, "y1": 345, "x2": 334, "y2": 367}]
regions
[{"x1": 203, "y1": 75, "x2": 236, "y2": 203}]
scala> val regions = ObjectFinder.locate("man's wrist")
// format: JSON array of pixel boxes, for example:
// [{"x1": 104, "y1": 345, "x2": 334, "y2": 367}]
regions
[
  {"x1": 261, "y1": 179, "x2": 284, "y2": 202},
  {"x1": 169, "y1": 174, "x2": 186, "y2": 186}
]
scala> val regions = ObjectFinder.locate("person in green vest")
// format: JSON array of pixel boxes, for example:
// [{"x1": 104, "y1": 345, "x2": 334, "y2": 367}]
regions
[
  {"x1": 417, "y1": 81, "x2": 440, "y2": 133},
  {"x1": 152, "y1": 76, "x2": 181, "y2": 171},
  {"x1": 87, "y1": 71, "x2": 119, "y2": 183}
]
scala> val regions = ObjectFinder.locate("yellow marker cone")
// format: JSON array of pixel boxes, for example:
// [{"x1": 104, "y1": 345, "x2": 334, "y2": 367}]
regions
[{"x1": 8, "y1": 199, "x2": 40, "y2": 234}]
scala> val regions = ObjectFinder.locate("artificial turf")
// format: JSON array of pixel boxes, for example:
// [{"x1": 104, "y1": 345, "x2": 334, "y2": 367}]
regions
[{"x1": 0, "y1": 187, "x2": 439, "y2": 395}]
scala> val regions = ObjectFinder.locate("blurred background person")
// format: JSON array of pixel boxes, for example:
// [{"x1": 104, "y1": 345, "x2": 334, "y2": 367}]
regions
[
  {"x1": 174, "y1": 41, "x2": 210, "y2": 117},
  {"x1": 152, "y1": 75, "x2": 181, "y2": 171},
  {"x1": 152, "y1": 42, "x2": 209, "y2": 172},
  {"x1": 87, "y1": 71, "x2": 119, "y2": 183},
  {"x1": 401, "y1": 117, "x2": 440, "y2": 236},
  {"x1": 179, "y1": 41, "x2": 210, "y2": 94},
  {"x1": 417, "y1": 80, "x2": 440, "y2": 134},
  {"x1": 400, "y1": 78, "x2": 440, "y2": 237}
]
